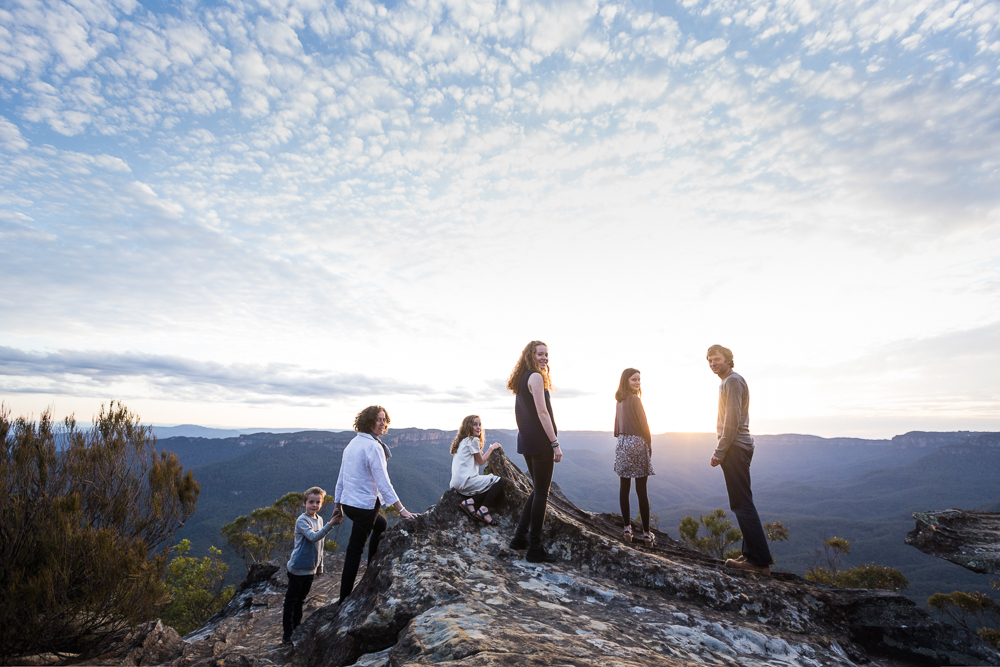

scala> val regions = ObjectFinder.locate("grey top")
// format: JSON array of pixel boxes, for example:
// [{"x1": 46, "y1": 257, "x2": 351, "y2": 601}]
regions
[
  {"x1": 714, "y1": 371, "x2": 754, "y2": 461},
  {"x1": 287, "y1": 513, "x2": 335, "y2": 575}
]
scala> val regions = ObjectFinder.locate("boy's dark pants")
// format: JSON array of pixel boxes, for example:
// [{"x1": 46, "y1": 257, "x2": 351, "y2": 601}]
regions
[
  {"x1": 339, "y1": 500, "x2": 388, "y2": 602},
  {"x1": 282, "y1": 572, "x2": 314, "y2": 640},
  {"x1": 721, "y1": 446, "x2": 772, "y2": 567}
]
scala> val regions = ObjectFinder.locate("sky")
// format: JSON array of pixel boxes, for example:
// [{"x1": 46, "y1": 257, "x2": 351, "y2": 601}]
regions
[{"x1": 1, "y1": 0, "x2": 999, "y2": 438}]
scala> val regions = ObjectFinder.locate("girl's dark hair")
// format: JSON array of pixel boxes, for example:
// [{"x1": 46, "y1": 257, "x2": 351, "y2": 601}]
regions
[
  {"x1": 450, "y1": 415, "x2": 483, "y2": 455},
  {"x1": 506, "y1": 340, "x2": 551, "y2": 394},
  {"x1": 615, "y1": 368, "x2": 641, "y2": 402},
  {"x1": 354, "y1": 405, "x2": 390, "y2": 434}
]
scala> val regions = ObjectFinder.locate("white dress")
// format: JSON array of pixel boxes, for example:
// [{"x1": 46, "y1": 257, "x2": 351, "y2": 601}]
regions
[{"x1": 450, "y1": 437, "x2": 500, "y2": 495}]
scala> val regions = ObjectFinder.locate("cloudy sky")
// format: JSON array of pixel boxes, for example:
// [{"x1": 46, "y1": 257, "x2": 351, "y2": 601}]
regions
[{"x1": 2, "y1": 0, "x2": 999, "y2": 438}]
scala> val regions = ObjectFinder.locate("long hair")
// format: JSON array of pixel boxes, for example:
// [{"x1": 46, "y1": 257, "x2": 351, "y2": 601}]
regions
[
  {"x1": 615, "y1": 368, "x2": 641, "y2": 402},
  {"x1": 354, "y1": 405, "x2": 390, "y2": 434},
  {"x1": 450, "y1": 415, "x2": 483, "y2": 455},
  {"x1": 506, "y1": 340, "x2": 551, "y2": 394}
]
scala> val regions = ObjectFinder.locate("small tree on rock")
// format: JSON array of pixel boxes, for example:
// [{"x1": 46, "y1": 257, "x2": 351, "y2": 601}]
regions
[
  {"x1": 929, "y1": 582, "x2": 1000, "y2": 647},
  {"x1": 805, "y1": 537, "x2": 908, "y2": 592},
  {"x1": 161, "y1": 539, "x2": 235, "y2": 636},
  {"x1": 679, "y1": 509, "x2": 742, "y2": 559}
]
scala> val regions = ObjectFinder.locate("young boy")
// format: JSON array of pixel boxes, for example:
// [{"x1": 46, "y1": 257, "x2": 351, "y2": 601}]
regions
[{"x1": 282, "y1": 486, "x2": 343, "y2": 644}]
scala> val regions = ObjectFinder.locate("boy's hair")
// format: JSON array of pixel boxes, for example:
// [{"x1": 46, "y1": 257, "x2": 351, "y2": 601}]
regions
[
  {"x1": 354, "y1": 405, "x2": 390, "y2": 434},
  {"x1": 706, "y1": 344, "x2": 735, "y2": 369},
  {"x1": 303, "y1": 486, "x2": 325, "y2": 500}
]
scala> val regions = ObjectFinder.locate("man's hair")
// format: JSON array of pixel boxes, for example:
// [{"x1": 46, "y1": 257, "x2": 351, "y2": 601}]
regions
[
  {"x1": 706, "y1": 344, "x2": 734, "y2": 368},
  {"x1": 303, "y1": 486, "x2": 325, "y2": 500},
  {"x1": 615, "y1": 367, "x2": 641, "y2": 402},
  {"x1": 354, "y1": 405, "x2": 390, "y2": 434},
  {"x1": 506, "y1": 340, "x2": 551, "y2": 394}
]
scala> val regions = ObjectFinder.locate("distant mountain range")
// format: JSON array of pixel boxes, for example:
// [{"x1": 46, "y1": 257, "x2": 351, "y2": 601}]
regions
[{"x1": 157, "y1": 428, "x2": 999, "y2": 607}]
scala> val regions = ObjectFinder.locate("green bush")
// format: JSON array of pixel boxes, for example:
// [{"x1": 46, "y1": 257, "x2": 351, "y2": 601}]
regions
[
  {"x1": 805, "y1": 537, "x2": 908, "y2": 591},
  {"x1": 0, "y1": 402, "x2": 199, "y2": 662},
  {"x1": 679, "y1": 509, "x2": 742, "y2": 559},
  {"x1": 161, "y1": 540, "x2": 235, "y2": 635}
]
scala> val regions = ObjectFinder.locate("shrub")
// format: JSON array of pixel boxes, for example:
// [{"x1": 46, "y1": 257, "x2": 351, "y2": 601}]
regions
[
  {"x1": 679, "y1": 509, "x2": 742, "y2": 559},
  {"x1": 929, "y1": 589, "x2": 1000, "y2": 645},
  {"x1": 161, "y1": 539, "x2": 235, "y2": 636},
  {"x1": 0, "y1": 402, "x2": 199, "y2": 662},
  {"x1": 805, "y1": 537, "x2": 908, "y2": 591}
]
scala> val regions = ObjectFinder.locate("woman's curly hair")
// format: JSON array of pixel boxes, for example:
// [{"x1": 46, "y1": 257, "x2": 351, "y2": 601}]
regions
[
  {"x1": 450, "y1": 415, "x2": 484, "y2": 455},
  {"x1": 354, "y1": 405, "x2": 390, "y2": 434}
]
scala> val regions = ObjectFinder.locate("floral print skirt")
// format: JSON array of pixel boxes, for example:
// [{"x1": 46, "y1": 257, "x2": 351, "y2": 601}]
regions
[{"x1": 614, "y1": 434, "x2": 654, "y2": 478}]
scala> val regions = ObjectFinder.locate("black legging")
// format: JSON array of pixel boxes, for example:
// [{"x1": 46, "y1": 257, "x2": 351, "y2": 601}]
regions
[
  {"x1": 515, "y1": 451, "x2": 554, "y2": 548},
  {"x1": 461, "y1": 478, "x2": 506, "y2": 512},
  {"x1": 339, "y1": 500, "x2": 388, "y2": 602},
  {"x1": 620, "y1": 476, "x2": 649, "y2": 532}
]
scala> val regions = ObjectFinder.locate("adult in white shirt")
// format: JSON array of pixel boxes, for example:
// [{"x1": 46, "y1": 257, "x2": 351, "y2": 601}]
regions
[{"x1": 334, "y1": 405, "x2": 417, "y2": 603}]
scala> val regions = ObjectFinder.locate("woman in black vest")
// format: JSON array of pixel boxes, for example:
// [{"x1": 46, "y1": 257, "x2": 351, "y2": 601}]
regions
[
  {"x1": 506, "y1": 340, "x2": 563, "y2": 563},
  {"x1": 614, "y1": 368, "x2": 654, "y2": 545}
]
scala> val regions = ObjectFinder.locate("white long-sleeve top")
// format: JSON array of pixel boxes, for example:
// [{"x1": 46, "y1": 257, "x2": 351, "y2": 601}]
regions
[{"x1": 334, "y1": 432, "x2": 400, "y2": 509}]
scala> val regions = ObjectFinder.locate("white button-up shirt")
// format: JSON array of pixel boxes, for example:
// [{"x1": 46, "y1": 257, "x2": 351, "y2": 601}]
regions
[{"x1": 334, "y1": 432, "x2": 400, "y2": 509}]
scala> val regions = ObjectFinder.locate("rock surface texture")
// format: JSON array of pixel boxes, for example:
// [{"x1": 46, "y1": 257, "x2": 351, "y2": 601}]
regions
[
  {"x1": 125, "y1": 451, "x2": 998, "y2": 667},
  {"x1": 906, "y1": 508, "x2": 1000, "y2": 575}
]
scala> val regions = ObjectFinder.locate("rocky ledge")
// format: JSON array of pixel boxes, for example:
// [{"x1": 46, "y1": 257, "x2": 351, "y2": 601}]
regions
[
  {"x1": 122, "y1": 451, "x2": 999, "y2": 667},
  {"x1": 906, "y1": 508, "x2": 1000, "y2": 576}
]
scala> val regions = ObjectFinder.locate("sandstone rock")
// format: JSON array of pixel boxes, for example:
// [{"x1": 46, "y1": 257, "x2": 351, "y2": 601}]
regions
[
  {"x1": 285, "y1": 449, "x2": 998, "y2": 666},
  {"x1": 906, "y1": 508, "x2": 1000, "y2": 575}
]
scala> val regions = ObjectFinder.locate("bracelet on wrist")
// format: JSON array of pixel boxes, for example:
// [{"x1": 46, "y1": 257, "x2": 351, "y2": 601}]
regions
[{"x1": 550, "y1": 440, "x2": 559, "y2": 448}]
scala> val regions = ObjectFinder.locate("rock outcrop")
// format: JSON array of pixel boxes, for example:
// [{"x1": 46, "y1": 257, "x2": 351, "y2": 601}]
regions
[
  {"x1": 121, "y1": 451, "x2": 998, "y2": 667},
  {"x1": 906, "y1": 508, "x2": 1000, "y2": 575},
  {"x1": 289, "y1": 450, "x2": 997, "y2": 667}
]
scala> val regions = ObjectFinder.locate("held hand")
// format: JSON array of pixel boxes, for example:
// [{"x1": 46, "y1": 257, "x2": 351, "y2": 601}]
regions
[
  {"x1": 710, "y1": 455, "x2": 723, "y2": 467},
  {"x1": 330, "y1": 509, "x2": 344, "y2": 525},
  {"x1": 553, "y1": 445, "x2": 563, "y2": 463}
]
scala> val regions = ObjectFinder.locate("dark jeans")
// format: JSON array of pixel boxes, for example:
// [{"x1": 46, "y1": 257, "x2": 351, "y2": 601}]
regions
[
  {"x1": 619, "y1": 476, "x2": 649, "y2": 532},
  {"x1": 460, "y1": 478, "x2": 506, "y2": 512},
  {"x1": 339, "y1": 500, "x2": 388, "y2": 602},
  {"x1": 282, "y1": 572, "x2": 314, "y2": 639},
  {"x1": 721, "y1": 446, "x2": 772, "y2": 566},
  {"x1": 515, "y1": 450, "x2": 554, "y2": 547}
]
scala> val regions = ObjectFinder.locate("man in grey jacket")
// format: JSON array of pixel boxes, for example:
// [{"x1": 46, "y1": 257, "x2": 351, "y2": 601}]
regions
[{"x1": 708, "y1": 344, "x2": 772, "y2": 575}]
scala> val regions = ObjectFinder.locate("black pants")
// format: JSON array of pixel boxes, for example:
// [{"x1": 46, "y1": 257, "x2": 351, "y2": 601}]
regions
[
  {"x1": 282, "y1": 572, "x2": 314, "y2": 639},
  {"x1": 515, "y1": 450, "x2": 554, "y2": 547},
  {"x1": 619, "y1": 476, "x2": 649, "y2": 532},
  {"x1": 339, "y1": 500, "x2": 388, "y2": 602},
  {"x1": 721, "y1": 446, "x2": 772, "y2": 566},
  {"x1": 460, "y1": 478, "x2": 506, "y2": 511}
]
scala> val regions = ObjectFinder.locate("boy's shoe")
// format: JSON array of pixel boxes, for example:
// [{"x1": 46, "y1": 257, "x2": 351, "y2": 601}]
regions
[
  {"x1": 509, "y1": 535, "x2": 529, "y2": 550},
  {"x1": 525, "y1": 546, "x2": 558, "y2": 563},
  {"x1": 725, "y1": 559, "x2": 770, "y2": 575}
]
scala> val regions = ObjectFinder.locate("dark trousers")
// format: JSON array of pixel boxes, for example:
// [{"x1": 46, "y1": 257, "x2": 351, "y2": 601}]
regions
[
  {"x1": 721, "y1": 446, "x2": 772, "y2": 566},
  {"x1": 339, "y1": 500, "x2": 388, "y2": 602},
  {"x1": 515, "y1": 450, "x2": 554, "y2": 547},
  {"x1": 282, "y1": 572, "x2": 314, "y2": 639},
  {"x1": 460, "y1": 478, "x2": 506, "y2": 511},
  {"x1": 619, "y1": 476, "x2": 649, "y2": 532}
]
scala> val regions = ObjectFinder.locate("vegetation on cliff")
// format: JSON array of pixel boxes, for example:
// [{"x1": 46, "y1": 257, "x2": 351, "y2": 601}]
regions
[{"x1": 0, "y1": 402, "x2": 199, "y2": 662}]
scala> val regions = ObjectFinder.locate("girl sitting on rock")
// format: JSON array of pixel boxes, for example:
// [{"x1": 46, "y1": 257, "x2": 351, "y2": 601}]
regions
[{"x1": 450, "y1": 415, "x2": 506, "y2": 525}]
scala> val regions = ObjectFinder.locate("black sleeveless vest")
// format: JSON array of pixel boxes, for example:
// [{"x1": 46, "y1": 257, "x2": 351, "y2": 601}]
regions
[{"x1": 515, "y1": 370, "x2": 557, "y2": 456}]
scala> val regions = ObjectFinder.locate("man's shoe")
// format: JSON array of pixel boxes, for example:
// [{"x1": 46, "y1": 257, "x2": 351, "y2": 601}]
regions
[
  {"x1": 509, "y1": 535, "x2": 529, "y2": 550},
  {"x1": 281, "y1": 636, "x2": 293, "y2": 646},
  {"x1": 525, "y1": 546, "x2": 558, "y2": 563},
  {"x1": 725, "y1": 559, "x2": 770, "y2": 575}
]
